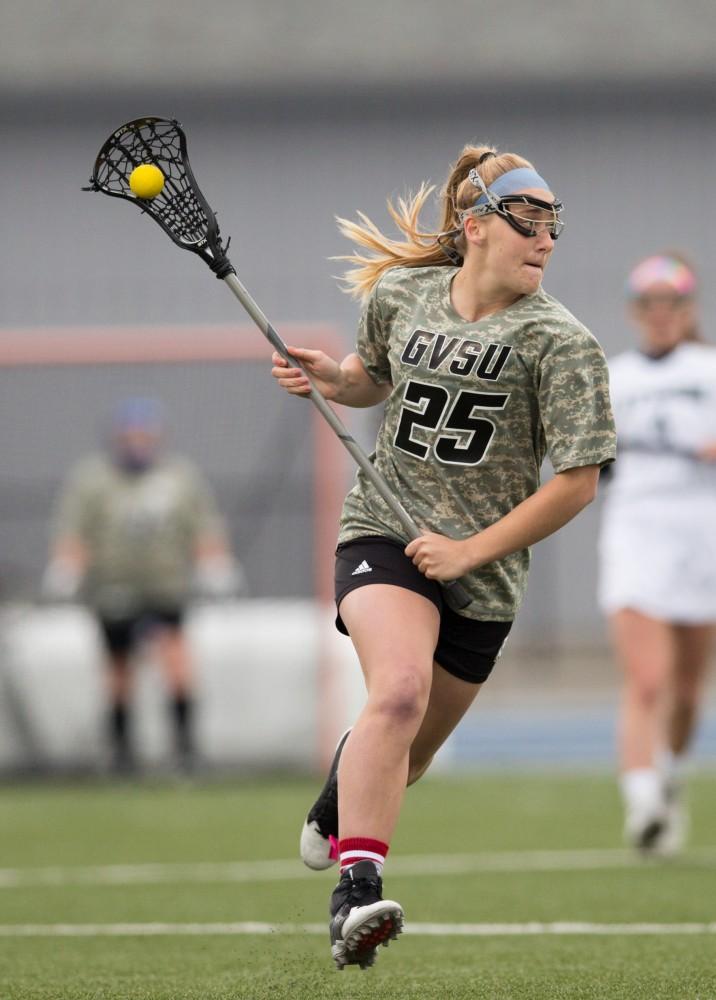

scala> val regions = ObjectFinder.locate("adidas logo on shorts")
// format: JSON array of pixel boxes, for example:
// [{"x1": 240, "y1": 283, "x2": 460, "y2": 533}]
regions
[{"x1": 351, "y1": 560, "x2": 373, "y2": 576}]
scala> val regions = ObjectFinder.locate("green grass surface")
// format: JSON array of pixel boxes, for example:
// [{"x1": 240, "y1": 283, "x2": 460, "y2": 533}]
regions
[{"x1": 1, "y1": 773, "x2": 716, "y2": 999}]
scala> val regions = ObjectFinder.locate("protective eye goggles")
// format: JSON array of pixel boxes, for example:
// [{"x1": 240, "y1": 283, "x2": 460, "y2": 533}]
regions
[{"x1": 458, "y1": 167, "x2": 564, "y2": 240}]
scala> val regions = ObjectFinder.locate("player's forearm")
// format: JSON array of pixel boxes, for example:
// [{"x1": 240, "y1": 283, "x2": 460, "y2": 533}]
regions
[
  {"x1": 464, "y1": 465, "x2": 600, "y2": 570},
  {"x1": 331, "y1": 353, "x2": 392, "y2": 408}
]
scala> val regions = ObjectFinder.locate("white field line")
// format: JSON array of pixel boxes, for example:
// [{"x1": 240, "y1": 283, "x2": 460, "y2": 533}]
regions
[
  {"x1": 1, "y1": 921, "x2": 716, "y2": 938},
  {"x1": 1, "y1": 847, "x2": 716, "y2": 889}
]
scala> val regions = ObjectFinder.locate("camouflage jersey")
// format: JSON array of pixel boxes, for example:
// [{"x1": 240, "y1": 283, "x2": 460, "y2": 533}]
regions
[
  {"x1": 52, "y1": 452, "x2": 226, "y2": 617},
  {"x1": 338, "y1": 265, "x2": 616, "y2": 621}
]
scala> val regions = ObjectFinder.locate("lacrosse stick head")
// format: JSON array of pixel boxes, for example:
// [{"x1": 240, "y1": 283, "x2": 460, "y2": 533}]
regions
[{"x1": 85, "y1": 116, "x2": 235, "y2": 279}]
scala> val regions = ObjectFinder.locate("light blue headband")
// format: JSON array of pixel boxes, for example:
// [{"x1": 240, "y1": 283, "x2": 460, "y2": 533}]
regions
[{"x1": 474, "y1": 167, "x2": 551, "y2": 205}]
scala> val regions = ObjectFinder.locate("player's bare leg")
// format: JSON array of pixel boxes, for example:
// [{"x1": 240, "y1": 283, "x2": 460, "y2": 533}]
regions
[
  {"x1": 408, "y1": 664, "x2": 483, "y2": 784},
  {"x1": 337, "y1": 585, "x2": 438, "y2": 842},
  {"x1": 657, "y1": 623, "x2": 715, "y2": 853},
  {"x1": 611, "y1": 609, "x2": 675, "y2": 851},
  {"x1": 327, "y1": 585, "x2": 438, "y2": 968},
  {"x1": 669, "y1": 624, "x2": 714, "y2": 754},
  {"x1": 300, "y1": 655, "x2": 482, "y2": 868},
  {"x1": 612, "y1": 609, "x2": 675, "y2": 769}
]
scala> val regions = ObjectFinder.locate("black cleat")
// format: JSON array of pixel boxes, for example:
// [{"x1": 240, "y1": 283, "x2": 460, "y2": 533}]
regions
[
  {"x1": 636, "y1": 818, "x2": 666, "y2": 852},
  {"x1": 329, "y1": 860, "x2": 404, "y2": 970},
  {"x1": 299, "y1": 729, "x2": 351, "y2": 870}
]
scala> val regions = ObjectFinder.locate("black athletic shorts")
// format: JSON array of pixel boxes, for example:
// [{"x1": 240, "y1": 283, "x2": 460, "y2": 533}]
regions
[
  {"x1": 334, "y1": 536, "x2": 512, "y2": 684},
  {"x1": 98, "y1": 606, "x2": 185, "y2": 656}
]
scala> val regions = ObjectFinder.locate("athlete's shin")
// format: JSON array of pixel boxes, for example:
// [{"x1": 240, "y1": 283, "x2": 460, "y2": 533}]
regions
[
  {"x1": 619, "y1": 677, "x2": 669, "y2": 770},
  {"x1": 337, "y1": 709, "x2": 422, "y2": 844}
]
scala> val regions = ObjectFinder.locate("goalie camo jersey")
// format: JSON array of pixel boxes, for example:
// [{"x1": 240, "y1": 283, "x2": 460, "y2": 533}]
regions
[
  {"x1": 53, "y1": 453, "x2": 225, "y2": 615},
  {"x1": 338, "y1": 265, "x2": 617, "y2": 621}
]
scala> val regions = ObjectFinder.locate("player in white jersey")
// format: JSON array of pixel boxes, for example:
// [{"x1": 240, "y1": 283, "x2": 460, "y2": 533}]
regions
[
  {"x1": 272, "y1": 144, "x2": 616, "y2": 969},
  {"x1": 598, "y1": 253, "x2": 716, "y2": 855}
]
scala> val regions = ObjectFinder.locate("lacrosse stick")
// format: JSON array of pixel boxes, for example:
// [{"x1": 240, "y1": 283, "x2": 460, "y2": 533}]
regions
[{"x1": 84, "y1": 116, "x2": 471, "y2": 610}]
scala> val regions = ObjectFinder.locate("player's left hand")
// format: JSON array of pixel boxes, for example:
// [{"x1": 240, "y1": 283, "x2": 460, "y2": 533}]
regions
[{"x1": 404, "y1": 533, "x2": 471, "y2": 581}]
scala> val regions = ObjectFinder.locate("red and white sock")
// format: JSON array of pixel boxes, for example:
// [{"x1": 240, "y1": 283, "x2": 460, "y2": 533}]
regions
[{"x1": 339, "y1": 837, "x2": 389, "y2": 876}]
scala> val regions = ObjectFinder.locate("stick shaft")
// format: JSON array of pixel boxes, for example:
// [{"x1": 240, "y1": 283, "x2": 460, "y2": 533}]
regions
[{"x1": 222, "y1": 272, "x2": 471, "y2": 611}]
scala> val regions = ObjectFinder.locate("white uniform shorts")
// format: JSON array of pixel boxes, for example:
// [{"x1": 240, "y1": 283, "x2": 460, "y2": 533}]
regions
[{"x1": 598, "y1": 497, "x2": 716, "y2": 624}]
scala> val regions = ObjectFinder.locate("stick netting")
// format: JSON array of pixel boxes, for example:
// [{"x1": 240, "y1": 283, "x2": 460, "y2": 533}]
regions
[{"x1": 89, "y1": 117, "x2": 231, "y2": 272}]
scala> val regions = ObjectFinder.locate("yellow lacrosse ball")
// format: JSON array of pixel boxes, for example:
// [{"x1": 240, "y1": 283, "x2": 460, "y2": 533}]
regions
[{"x1": 129, "y1": 163, "x2": 165, "y2": 199}]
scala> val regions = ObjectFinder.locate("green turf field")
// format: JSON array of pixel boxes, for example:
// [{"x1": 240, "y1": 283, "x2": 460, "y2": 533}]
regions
[{"x1": 1, "y1": 772, "x2": 715, "y2": 999}]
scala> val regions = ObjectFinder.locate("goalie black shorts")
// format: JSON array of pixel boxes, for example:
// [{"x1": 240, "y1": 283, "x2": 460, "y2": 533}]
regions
[
  {"x1": 98, "y1": 606, "x2": 185, "y2": 656},
  {"x1": 334, "y1": 535, "x2": 511, "y2": 684}
]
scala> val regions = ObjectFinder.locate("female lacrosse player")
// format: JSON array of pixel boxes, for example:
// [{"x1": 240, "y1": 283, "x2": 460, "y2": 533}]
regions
[
  {"x1": 272, "y1": 145, "x2": 616, "y2": 969},
  {"x1": 598, "y1": 253, "x2": 716, "y2": 856}
]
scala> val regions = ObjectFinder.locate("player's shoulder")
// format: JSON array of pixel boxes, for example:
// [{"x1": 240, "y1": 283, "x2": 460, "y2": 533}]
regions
[
  {"x1": 608, "y1": 342, "x2": 716, "y2": 375},
  {"x1": 376, "y1": 264, "x2": 448, "y2": 292},
  {"x1": 532, "y1": 289, "x2": 595, "y2": 343},
  {"x1": 58, "y1": 453, "x2": 117, "y2": 503},
  {"x1": 67, "y1": 452, "x2": 113, "y2": 485},
  {"x1": 527, "y1": 289, "x2": 605, "y2": 364},
  {"x1": 160, "y1": 453, "x2": 209, "y2": 489},
  {"x1": 677, "y1": 340, "x2": 716, "y2": 370},
  {"x1": 606, "y1": 348, "x2": 642, "y2": 372},
  {"x1": 371, "y1": 264, "x2": 451, "y2": 308},
  {"x1": 161, "y1": 452, "x2": 200, "y2": 477}
]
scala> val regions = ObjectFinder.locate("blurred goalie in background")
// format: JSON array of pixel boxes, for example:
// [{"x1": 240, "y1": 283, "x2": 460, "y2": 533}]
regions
[{"x1": 42, "y1": 396, "x2": 246, "y2": 773}]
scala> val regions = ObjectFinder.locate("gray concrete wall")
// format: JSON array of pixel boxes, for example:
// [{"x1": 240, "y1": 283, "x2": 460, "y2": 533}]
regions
[{"x1": 4, "y1": 1, "x2": 716, "y2": 95}]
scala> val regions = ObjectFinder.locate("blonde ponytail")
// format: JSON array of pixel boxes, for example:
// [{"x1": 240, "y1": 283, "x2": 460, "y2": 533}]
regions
[{"x1": 337, "y1": 144, "x2": 534, "y2": 300}]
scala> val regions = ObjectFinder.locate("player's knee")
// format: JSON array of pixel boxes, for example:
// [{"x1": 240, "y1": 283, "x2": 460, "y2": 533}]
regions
[
  {"x1": 629, "y1": 676, "x2": 663, "y2": 710},
  {"x1": 370, "y1": 670, "x2": 429, "y2": 728}
]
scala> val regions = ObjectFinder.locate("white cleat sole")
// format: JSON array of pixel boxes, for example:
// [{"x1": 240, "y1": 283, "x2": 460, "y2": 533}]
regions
[{"x1": 331, "y1": 900, "x2": 404, "y2": 970}]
